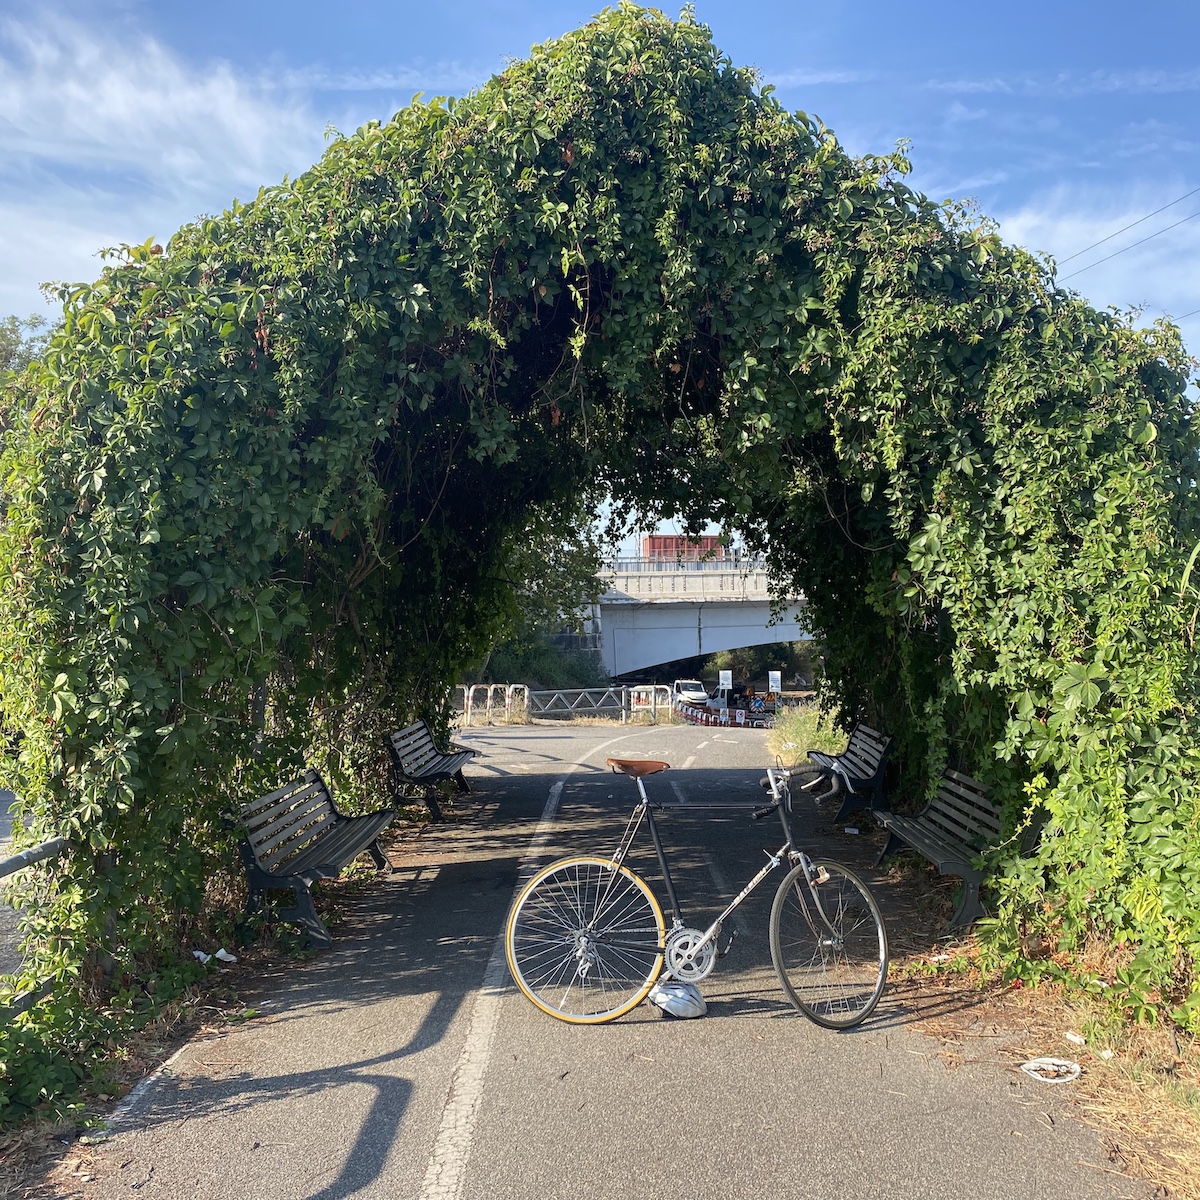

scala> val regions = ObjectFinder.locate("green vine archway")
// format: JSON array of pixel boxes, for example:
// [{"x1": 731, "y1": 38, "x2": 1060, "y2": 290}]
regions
[{"x1": 1, "y1": 6, "x2": 1198, "y2": 1108}]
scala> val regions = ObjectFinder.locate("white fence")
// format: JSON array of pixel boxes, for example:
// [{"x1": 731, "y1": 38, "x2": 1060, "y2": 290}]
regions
[
  {"x1": 453, "y1": 684, "x2": 529, "y2": 726},
  {"x1": 454, "y1": 684, "x2": 672, "y2": 726}
]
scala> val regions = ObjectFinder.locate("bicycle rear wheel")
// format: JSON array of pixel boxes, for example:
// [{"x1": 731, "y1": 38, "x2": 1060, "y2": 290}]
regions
[
  {"x1": 769, "y1": 859, "x2": 888, "y2": 1029},
  {"x1": 505, "y1": 855, "x2": 665, "y2": 1024}
]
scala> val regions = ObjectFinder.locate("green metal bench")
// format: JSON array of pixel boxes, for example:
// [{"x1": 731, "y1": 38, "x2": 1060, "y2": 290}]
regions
[
  {"x1": 388, "y1": 720, "x2": 479, "y2": 821},
  {"x1": 805, "y1": 723, "x2": 893, "y2": 822},
  {"x1": 875, "y1": 769, "x2": 1001, "y2": 926},
  {"x1": 236, "y1": 769, "x2": 394, "y2": 947}
]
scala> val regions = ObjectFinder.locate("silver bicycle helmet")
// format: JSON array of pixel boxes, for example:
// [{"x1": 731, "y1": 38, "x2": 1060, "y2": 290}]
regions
[{"x1": 648, "y1": 979, "x2": 708, "y2": 1019}]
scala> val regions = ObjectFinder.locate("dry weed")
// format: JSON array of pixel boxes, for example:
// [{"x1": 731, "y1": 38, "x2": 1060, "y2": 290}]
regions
[{"x1": 894, "y1": 944, "x2": 1200, "y2": 1200}]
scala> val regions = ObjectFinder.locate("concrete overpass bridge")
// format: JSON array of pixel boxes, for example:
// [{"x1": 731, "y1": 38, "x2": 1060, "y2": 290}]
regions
[{"x1": 596, "y1": 557, "x2": 808, "y2": 677}]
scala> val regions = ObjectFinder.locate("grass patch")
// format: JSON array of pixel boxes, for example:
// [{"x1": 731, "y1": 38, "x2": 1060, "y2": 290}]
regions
[{"x1": 766, "y1": 703, "x2": 846, "y2": 763}]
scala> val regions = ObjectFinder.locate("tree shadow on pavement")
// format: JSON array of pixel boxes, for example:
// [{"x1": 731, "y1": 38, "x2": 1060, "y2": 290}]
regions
[{"x1": 73, "y1": 760, "x2": 995, "y2": 1200}]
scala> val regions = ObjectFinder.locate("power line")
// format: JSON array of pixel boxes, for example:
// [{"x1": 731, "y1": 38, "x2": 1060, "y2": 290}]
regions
[
  {"x1": 1060, "y1": 209, "x2": 1200, "y2": 281},
  {"x1": 1175, "y1": 306, "x2": 1200, "y2": 321},
  {"x1": 1058, "y1": 185, "x2": 1200, "y2": 265}
]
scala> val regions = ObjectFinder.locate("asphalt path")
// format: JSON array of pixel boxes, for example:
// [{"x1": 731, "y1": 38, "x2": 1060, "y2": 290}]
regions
[{"x1": 62, "y1": 725, "x2": 1140, "y2": 1200}]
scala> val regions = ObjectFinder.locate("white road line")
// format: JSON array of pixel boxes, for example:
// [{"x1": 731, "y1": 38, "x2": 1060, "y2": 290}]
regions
[
  {"x1": 680, "y1": 755, "x2": 696, "y2": 771},
  {"x1": 696, "y1": 740, "x2": 709, "y2": 749},
  {"x1": 418, "y1": 731, "x2": 646, "y2": 1200}
]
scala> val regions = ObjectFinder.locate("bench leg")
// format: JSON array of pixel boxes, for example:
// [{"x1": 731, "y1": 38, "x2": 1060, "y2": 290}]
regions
[
  {"x1": 277, "y1": 882, "x2": 332, "y2": 949},
  {"x1": 367, "y1": 838, "x2": 391, "y2": 873},
  {"x1": 874, "y1": 829, "x2": 905, "y2": 868},
  {"x1": 423, "y1": 787, "x2": 444, "y2": 823},
  {"x1": 833, "y1": 780, "x2": 868, "y2": 824},
  {"x1": 949, "y1": 878, "x2": 986, "y2": 927},
  {"x1": 454, "y1": 769, "x2": 471, "y2": 795}
]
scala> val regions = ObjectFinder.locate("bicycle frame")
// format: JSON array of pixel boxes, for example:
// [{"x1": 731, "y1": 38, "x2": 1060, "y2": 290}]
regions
[{"x1": 605, "y1": 767, "x2": 829, "y2": 962}]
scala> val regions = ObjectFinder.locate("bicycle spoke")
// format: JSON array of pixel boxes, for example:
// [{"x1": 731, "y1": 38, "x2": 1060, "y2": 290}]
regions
[
  {"x1": 506, "y1": 856, "x2": 665, "y2": 1023},
  {"x1": 770, "y1": 860, "x2": 888, "y2": 1029}
]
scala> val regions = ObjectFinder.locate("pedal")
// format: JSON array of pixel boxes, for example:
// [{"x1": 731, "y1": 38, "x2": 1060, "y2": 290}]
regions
[{"x1": 719, "y1": 927, "x2": 739, "y2": 958}]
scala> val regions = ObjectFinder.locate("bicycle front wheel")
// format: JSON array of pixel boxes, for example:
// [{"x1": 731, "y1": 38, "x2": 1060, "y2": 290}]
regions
[
  {"x1": 505, "y1": 855, "x2": 665, "y2": 1024},
  {"x1": 769, "y1": 859, "x2": 888, "y2": 1029}
]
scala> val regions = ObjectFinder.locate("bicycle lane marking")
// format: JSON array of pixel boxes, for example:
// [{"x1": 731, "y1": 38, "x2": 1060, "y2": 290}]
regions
[{"x1": 417, "y1": 731, "x2": 651, "y2": 1200}]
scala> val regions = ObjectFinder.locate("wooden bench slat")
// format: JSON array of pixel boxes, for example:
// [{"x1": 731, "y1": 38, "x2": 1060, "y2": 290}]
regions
[
  {"x1": 288, "y1": 812, "x2": 394, "y2": 877},
  {"x1": 235, "y1": 769, "x2": 394, "y2": 948},
  {"x1": 242, "y1": 787, "x2": 332, "y2": 835},
  {"x1": 405, "y1": 751, "x2": 473, "y2": 779},
  {"x1": 884, "y1": 814, "x2": 983, "y2": 875},
  {"x1": 932, "y1": 781, "x2": 1002, "y2": 830},
  {"x1": 243, "y1": 772, "x2": 319, "y2": 812},
  {"x1": 876, "y1": 770, "x2": 1001, "y2": 926},
  {"x1": 241, "y1": 777, "x2": 323, "y2": 820},
  {"x1": 255, "y1": 809, "x2": 339, "y2": 868},
  {"x1": 925, "y1": 804, "x2": 1000, "y2": 846}
]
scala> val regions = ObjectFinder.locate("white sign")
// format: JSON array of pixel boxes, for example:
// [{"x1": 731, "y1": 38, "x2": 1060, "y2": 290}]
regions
[
  {"x1": 735, "y1": 708, "x2": 746, "y2": 725},
  {"x1": 768, "y1": 671, "x2": 782, "y2": 695},
  {"x1": 719, "y1": 670, "x2": 733, "y2": 691}
]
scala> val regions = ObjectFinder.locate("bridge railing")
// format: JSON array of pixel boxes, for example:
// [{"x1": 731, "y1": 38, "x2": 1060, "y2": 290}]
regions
[
  {"x1": 603, "y1": 570, "x2": 785, "y2": 600},
  {"x1": 607, "y1": 556, "x2": 766, "y2": 573}
]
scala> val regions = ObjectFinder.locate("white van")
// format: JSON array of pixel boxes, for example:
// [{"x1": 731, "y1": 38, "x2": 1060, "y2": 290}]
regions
[{"x1": 671, "y1": 679, "x2": 708, "y2": 705}]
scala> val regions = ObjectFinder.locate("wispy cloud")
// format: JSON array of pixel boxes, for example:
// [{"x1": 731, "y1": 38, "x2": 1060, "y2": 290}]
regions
[
  {"x1": 927, "y1": 77, "x2": 1013, "y2": 94},
  {"x1": 0, "y1": 13, "x2": 324, "y2": 197},
  {"x1": 0, "y1": 12, "x2": 343, "y2": 313},
  {"x1": 1116, "y1": 119, "x2": 1197, "y2": 159},
  {"x1": 994, "y1": 185, "x2": 1200, "y2": 331},
  {"x1": 927, "y1": 68, "x2": 1200, "y2": 97},
  {"x1": 945, "y1": 100, "x2": 988, "y2": 123},
  {"x1": 769, "y1": 68, "x2": 873, "y2": 87},
  {"x1": 0, "y1": 10, "x2": 511, "y2": 314},
  {"x1": 273, "y1": 62, "x2": 487, "y2": 96}
]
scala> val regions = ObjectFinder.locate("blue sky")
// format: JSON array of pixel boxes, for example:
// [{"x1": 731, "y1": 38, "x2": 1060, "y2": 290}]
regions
[{"x1": 2, "y1": 0, "x2": 1198, "y2": 345}]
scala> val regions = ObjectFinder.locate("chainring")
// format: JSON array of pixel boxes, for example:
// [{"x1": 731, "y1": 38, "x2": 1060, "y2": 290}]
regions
[{"x1": 665, "y1": 926, "x2": 718, "y2": 983}]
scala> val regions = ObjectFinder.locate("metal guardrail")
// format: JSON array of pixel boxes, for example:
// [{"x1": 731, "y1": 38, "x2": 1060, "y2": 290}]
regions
[
  {"x1": 1, "y1": 834, "x2": 68, "y2": 1020},
  {"x1": 454, "y1": 684, "x2": 529, "y2": 727},
  {"x1": 529, "y1": 686, "x2": 625, "y2": 716},
  {"x1": 528, "y1": 685, "x2": 672, "y2": 722},
  {"x1": 455, "y1": 684, "x2": 675, "y2": 724}
]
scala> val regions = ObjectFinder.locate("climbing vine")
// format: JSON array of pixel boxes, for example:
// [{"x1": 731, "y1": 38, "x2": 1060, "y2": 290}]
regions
[{"x1": 1, "y1": 4, "x2": 1197, "y2": 1116}]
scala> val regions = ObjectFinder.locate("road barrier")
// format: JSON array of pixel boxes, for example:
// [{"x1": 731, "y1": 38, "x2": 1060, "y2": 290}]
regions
[
  {"x1": 455, "y1": 684, "x2": 675, "y2": 724},
  {"x1": 527, "y1": 685, "x2": 672, "y2": 722},
  {"x1": 673, "y1": 698, "x2": 775, "y2": 729},
  {"x1": 454, "y1": 684, "x2": 529, "y2": 726}
]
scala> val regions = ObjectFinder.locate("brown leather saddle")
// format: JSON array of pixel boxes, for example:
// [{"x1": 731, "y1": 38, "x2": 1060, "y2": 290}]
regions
[{"x1": 606, "y1": 758, "x2": 670, "y2": 779}]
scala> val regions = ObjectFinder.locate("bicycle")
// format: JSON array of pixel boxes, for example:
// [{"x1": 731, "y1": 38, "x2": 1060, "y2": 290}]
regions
[{"x1": 504, "y1": 758, "x2": 889, "y2": 1028}]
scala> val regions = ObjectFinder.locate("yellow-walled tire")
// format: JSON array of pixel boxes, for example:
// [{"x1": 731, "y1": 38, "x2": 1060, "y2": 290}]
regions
[{"x1": 505, "y1": 855, "x2": 665, "y2": 1023}]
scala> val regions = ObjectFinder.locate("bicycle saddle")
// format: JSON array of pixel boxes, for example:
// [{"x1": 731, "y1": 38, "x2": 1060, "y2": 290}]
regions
[{"x1": 606, "y1": 758, "x2": 670, "y2": 779}]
